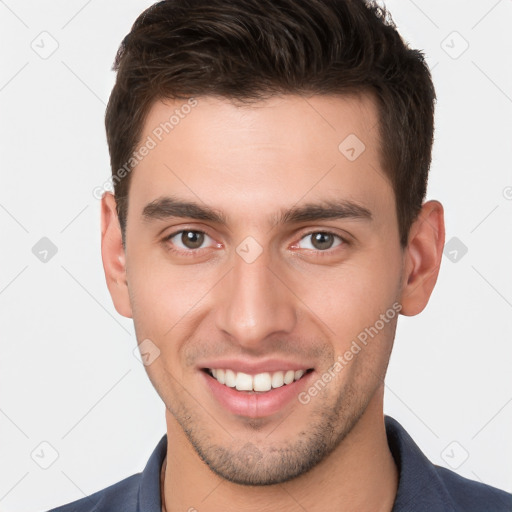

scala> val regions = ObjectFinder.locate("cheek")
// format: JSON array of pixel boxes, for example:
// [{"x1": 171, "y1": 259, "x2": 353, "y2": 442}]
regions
[
  {"x1": 299, "y1": 247, "x2": 402, "y2": 345},
  {"x1": 127, "y1": 248, "x2": 216, "y2": 329}
]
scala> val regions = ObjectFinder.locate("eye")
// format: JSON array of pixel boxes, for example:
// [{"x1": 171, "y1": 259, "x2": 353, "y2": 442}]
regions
[
  {"x1": 297, "y1": 232, "x2": 344, "y2": 251},
  {"x1": 165, "y1": 230, "x2": 215, "y2": 251}
]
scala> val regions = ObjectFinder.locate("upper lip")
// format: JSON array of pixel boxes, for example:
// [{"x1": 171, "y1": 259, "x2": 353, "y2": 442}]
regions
[{"x1": 198, "y1": 358, "x2": 314, "y2": 375}]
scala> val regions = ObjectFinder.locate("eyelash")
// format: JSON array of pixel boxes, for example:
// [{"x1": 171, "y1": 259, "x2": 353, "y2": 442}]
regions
[{"x1": 162, "y1": 229, "x2": 348, "y2": 257}]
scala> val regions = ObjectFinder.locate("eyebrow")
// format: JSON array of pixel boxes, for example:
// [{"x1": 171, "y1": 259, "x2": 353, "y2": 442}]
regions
[
  {"x1": 142, "y1": 197, "x2": 227, "y2": 224},
  {"x1": 275, "y1": 200, "x2": 372, "y2": 226},
  {"x1": 142, "y1": 196, "x2": 373, "y2": 227}
]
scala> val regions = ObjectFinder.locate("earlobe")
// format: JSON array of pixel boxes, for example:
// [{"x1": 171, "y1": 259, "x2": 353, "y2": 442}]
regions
[
  {"x1": 399, "y1": 200, "x2": 445, "y2": 316},
  {"x1": 100, "y1": 192, "x2": 133, "y2": 318}
]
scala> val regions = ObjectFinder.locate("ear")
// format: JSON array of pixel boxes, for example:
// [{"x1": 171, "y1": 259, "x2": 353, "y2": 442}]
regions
[
  {"x1": 399, "y1": 200, "x2": 445, "y2": 316},
  {"x1": 101, "y1": 192, "x2": 133, "y2": 318}
]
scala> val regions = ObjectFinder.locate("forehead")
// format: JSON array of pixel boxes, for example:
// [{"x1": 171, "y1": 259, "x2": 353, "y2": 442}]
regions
[{"x1": 127, "y1": 94, "x2": 393, "y2": 228}]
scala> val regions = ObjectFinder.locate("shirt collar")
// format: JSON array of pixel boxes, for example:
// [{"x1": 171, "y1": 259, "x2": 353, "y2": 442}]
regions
[
  {"x1": 385, "y1": 415, "x2": 456, "y2": 512},
  {"x1": 137, "y1": 434, "x2": 167, "y2": 511}
]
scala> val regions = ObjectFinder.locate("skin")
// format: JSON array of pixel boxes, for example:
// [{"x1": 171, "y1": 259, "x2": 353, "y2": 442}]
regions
[{"x1": 101, "y1": 94, "x2": 445, "y2": 512}]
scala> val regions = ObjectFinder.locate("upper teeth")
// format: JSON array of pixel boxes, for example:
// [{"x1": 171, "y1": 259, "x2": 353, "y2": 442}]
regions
[{"x1": 210, "y1": 369, "x2": 307, "y2": 392}]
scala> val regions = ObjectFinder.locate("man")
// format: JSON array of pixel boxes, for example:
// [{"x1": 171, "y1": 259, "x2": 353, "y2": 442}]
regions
[{"x1": 48, "y1": 0, "x2": 512, "y2": 511}]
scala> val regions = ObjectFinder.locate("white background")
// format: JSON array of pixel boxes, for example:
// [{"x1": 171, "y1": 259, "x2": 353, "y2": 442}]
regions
[{"x1": 1, "y1": 1, "x2": 511, "y2": 510}]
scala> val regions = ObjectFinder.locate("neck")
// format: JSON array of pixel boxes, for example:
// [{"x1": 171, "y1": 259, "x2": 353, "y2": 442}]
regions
[{"x1": 161, "y1": 391, "x2": 398, "y2": 512}]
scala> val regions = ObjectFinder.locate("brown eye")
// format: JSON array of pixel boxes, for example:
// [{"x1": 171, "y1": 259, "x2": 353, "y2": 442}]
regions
[
  {"x1": 298, "y1": 232, "x2": 343, "y2": 251},
  {"x1": 311, "y1": 232, "x2": 334, "y2": 250},
  {"x1": 181, "y1": 230, "x2": 205, "y2": 249},
  {"x1": 166, "y1": 230, "x2": 213, "y2": 251}
]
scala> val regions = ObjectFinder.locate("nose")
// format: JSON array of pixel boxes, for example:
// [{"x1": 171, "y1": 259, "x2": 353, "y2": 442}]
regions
[{"x1": 214, "y1": 249, "x2": 297, "y2": 349}]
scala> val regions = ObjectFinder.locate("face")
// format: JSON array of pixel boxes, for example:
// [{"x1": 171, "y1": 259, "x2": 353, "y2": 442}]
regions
[{"x1": 120, "y1": 94, "x2": 406, "y2": 485}]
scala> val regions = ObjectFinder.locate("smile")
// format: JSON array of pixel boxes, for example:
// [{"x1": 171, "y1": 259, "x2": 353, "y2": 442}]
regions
[
  {"x1": 204, "y1": 368, "x2": 313, "y2": 392},
  {"x1": 201, "y1": 367, "x2": 315, "y2": 418}
]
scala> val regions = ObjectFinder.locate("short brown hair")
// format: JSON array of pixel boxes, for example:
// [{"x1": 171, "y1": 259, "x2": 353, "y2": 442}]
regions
[{"x1": 105, "y1": 0, "x2": 435, "y2": 247}]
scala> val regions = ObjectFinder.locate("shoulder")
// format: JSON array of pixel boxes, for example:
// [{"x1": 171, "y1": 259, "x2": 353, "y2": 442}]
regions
[
  {"x1": 434, "y1": 465, "x2": 512, "y2": 512},
  {"x1": 45, "y1": 434, "x2": 167, "y2": 512},
  {"x1": 45, "y1": 473, "x2": 141, "y2": 512},
  {"x1": 385, "y1": 416, "x2": 512, "y2": 512}
]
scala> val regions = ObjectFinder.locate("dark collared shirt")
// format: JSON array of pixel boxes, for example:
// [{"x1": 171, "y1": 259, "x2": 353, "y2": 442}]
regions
[{"x1": 47, "y1": 416, "x2": 512, "y2": 511}]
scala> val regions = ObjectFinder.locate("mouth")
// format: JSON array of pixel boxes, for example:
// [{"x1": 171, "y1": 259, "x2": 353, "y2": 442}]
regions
[
  {"x1": 202, "y1": 367, "x2": 314, "y2": 393},
  {"x1": 200, "y1": 366, "x2": 315, "y2": 418}
]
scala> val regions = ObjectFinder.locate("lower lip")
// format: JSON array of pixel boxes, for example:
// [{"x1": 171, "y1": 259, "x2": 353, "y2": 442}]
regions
[{"x1": 201, "y1": 370, "x2": 314, "y2": 418}]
